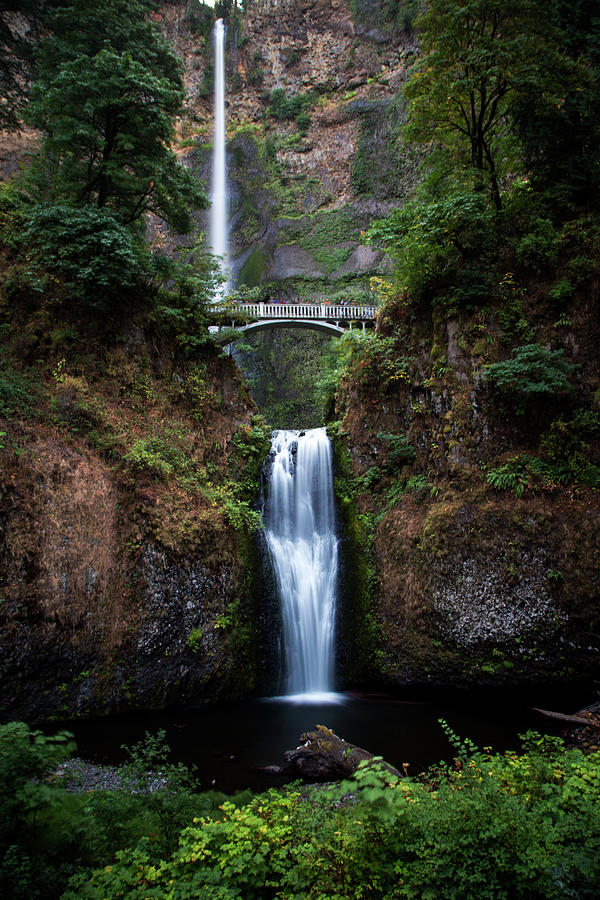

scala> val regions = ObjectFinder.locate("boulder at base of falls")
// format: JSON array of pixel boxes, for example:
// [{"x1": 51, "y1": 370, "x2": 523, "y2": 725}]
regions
[{"x1": 282, "y1": 724, "x2": 401, "y2": 781}]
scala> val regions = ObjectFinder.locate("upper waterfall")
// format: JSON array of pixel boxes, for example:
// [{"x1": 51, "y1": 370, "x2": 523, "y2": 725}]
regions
[
  {"x1": 210, "y1": 18, "x2": 229, "y2": 292},
  {"x1": 263, "y1": 428, "x2": 339, "y2": 701}
]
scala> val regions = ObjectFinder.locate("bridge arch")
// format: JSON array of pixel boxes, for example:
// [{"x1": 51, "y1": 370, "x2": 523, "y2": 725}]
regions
[{"x1": 234, "y1": 318, "x2": 346, "y2": 338}]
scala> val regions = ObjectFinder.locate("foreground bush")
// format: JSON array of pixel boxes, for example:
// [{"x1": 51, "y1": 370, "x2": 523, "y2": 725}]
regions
[
  {"x1": 0, "y1": 724, "x2": 247, "y2": 900},
  {"x1": 66, "y1": 730, "x2": 600, "y2": 899}
]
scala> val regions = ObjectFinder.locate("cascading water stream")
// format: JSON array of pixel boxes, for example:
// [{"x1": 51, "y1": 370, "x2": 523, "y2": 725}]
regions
[
  {"x1": 210, "y1": 18, "x2": 229, "y2": 292},
  {"x1": 263, "y1": 428, "x2": 339, "y2": 701}
]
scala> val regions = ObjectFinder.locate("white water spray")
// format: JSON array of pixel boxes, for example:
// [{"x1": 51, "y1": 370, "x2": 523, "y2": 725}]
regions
[
  {"x1": 263, "y1": 428, "x2": 339, "y2": 701},
  {"x1": 210, "y1": 18, "x2": 229, "y2": 292}
]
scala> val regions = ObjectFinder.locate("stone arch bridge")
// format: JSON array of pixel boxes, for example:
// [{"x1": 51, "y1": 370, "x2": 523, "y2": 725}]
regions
[{"x1": 212, "y1": 302, "x2": 377, "y2": 338}]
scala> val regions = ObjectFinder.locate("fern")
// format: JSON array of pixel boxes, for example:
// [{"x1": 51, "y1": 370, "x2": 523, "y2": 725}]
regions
[{"x1": 486, "y1": 458, "x2": 529, "y2": 496}]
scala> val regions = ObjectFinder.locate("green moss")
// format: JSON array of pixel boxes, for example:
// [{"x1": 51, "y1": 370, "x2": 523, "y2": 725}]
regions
[
  {"x1": 238, "y1": 246, "x2": 267, "y2": 287},
  {"x1": 313, "y1": 246, "x2": 353, "y2": 275},
  {"x1": 351, "y1": 94, "x2": 418, "y2": 200},
  {"x1": 330, "y1": 425, "x2": 382, "y2": 683},
  {"x1": 187, "y1": 628, "x2": 203, "y2": 653},
  {"x1": 274, "y1": 275, "x2": 374, "y2": 305},
  {"x1": 297, "y1": 208, "x2": 360, "y2": 251},
  {"x1": 219, "y1": 528, "x2": 264, "y2": 696}
]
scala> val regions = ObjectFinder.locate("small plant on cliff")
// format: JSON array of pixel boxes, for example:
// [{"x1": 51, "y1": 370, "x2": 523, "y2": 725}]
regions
[
  {"x1": 515, "y1": 218, "x2": 558, "y2": 274},
  {"x1": 124, "y1": 438, "x2": 176, "y2": 479},
  {"x1": 377, "y1": 431, "x2": 417, "y2": 470},
  {"x1": 221, "y1": 497, "x2": 262, "y2": 533},
  {"x1": 0, "y1": 360, "x2": 37, "y2": 419},
  {"x1": 268, "y1": 88, "x2": 315, "y2": 122},
  {"x1": 486, "y1": 458, "x2": 529, "y2": 497},
  {"x1": 405, "y1": 473, "x2": 431, "y2": 497},
  {"x1": 496, "y1": 272, "x2": 534, "y2": 343},
  {"x1": 537, "y1": 410, "x2": 600, "y2": 488},
  {"x1": 181, "y1": 362, "x2": 212, "y2": 421},
  {"x1": 187, "y1": 628, "x2": 203, "y2": 652}
]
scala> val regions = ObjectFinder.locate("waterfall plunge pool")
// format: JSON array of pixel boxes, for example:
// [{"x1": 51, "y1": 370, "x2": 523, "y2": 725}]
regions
[{"x1": 56, "y1": 687, "x2": 584, "y2": 794}]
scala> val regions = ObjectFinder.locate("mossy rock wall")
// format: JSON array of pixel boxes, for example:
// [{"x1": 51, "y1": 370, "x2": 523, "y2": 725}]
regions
[
  {"x1": 334, "y1": 293, "x2": 600, "y2": 690},
  {"x1": 0, "y1": 325, "x2": 266, "y2": 722}
]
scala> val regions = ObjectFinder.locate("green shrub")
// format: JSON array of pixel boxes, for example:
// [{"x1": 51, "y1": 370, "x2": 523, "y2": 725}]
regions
[
  {"x1": 366, "y1": 192, "x2": 496, "y2": 310},
  {"x1": 0, "y1": 364, "x2": 36, "y2": 419},
  {"x1": 515, "y1": 218, "x2": 558, "y2": 274},
  {"x1": 567, "y1": 254, "x2": 595, "y2": 287},
  {"x1": 197, "y1": 61, "x2": 214, "y2": 98},
  {"x1": 548, "y1": 278, "x2": 573, "y2": 305},
  {"x1": 124, "y1": 438, "x2": 177, "y2": 478},
  {"x1": 540, "y1": 409, "x2": 600, "y2": 460},
  {"x1": 187, "y1": 628, "x2": 203, "y2": 652},
  {"x1": 181, "y1": 363, "x2": 211, "y2": 421},
  {"x1": 0, "y1": 723, "x2": 76, "y2": 899},
  {"x1": 496, "y1": 272, "x2": 534, "y2": 342},
  {"x1": 522, "y1": 454, "x2": 570, "y2": 488},
  {"x1": 268, "y1": 88, "x2": 315, "y2": 121},
  {"x1": 222, "y1": 496, "x2": 262, "y2": 533},
  {"x1": 538, "y1": 410, "x2": 600, "y2": 488},
  {"x1": 486, "y1": 430, "x2": 600, "y2": 491},
  {"x1": 20, "y1": 204, "x2": 153, "y2": 307},
  {"x1": 485, "y1": 343, "x2": 577, "y2": 404},
  {"x1": 360, "y1": 465, "x2": 383, "y2": 490},
  {"x1": 184, "y1": 0, "x2": 214, "y2": 38},
  {"x1": 67, "y1": 731, "x2": 600, "y2": 900},
  {"x1": 295, "y1": 110, "x2": 311, "y2": 134},
  {"x1": 0, "y1": 723, "x2": 75, "y2": 849},
  {"x1": 151, "y1": 244, "x2": 220, "y2": 353},
  {"x1": 384, "y1": 475, "x2": 408, "y2": 507},
  {"x1": 405, "y1": 473, "x2": 430, "y2": 495}
]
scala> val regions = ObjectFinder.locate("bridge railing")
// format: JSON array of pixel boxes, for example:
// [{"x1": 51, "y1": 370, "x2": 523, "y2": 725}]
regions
[{"x1": 234, "y1": 303, "x2": 376, "y2": 321}]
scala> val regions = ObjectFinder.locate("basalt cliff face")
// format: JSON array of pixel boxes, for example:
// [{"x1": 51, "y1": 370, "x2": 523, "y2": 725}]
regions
[{"x1": 160, "y1": 0, "x2": 417, "y2": 298}]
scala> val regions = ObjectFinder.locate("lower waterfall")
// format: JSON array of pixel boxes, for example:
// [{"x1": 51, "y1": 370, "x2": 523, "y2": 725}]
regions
[{"x1": 263, "y1": 428, "x2": 339, "y2": 700}]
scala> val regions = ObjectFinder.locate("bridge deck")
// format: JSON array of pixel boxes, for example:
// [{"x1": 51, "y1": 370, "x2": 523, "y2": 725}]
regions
[{"x1": 234, "y1": 302, "x2": 376, "y2": 321}]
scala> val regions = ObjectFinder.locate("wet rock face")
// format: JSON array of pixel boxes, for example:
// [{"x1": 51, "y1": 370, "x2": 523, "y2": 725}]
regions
[
  {"x1": 0, "y1": 447, "x2": 255, "y2": 720},
  {"x1": 367, "y1": 491, "x2": 600, "y2": 688},
  {"x1": 432, "y1": 554, "x2": 566, "y2": 650},
  {"x1": 139, "y1": 543, "x2": 229, "y2": 660},
  {"x1": 130, "y1": 542, "x2": 250, "y2": 709},
  {"x1": 0, "y1": 330, "x2": 261, "y2": 721}
]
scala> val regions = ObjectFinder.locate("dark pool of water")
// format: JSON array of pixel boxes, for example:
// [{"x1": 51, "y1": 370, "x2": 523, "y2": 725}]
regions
[{"x1": 56, "y1": 686, "x2": 590, "y2": 794}]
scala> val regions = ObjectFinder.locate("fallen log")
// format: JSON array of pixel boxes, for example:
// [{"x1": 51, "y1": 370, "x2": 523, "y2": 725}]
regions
[
  {"x1": 532, "y1": 707, "x2": 593, "y2": 726},
  {"x1": 282, "y1": 724, "x2": 402, "y2": 782}
]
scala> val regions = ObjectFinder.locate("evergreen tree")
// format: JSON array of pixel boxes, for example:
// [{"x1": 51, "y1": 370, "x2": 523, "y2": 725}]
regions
[{"x1": 27, "y1": 0, "x2": 203, "y2": 231}]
